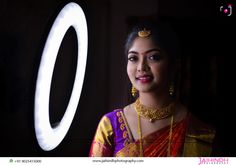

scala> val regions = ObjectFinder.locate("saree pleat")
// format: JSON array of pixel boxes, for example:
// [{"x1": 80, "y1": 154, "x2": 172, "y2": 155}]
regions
[{"x1": 127, "y1": 117, "x2": 187, "y2": 157}]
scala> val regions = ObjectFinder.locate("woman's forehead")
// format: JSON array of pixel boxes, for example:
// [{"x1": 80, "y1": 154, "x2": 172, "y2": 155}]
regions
[{"x1": 129, "y1": 37, "x2": 161, "y2": 52}]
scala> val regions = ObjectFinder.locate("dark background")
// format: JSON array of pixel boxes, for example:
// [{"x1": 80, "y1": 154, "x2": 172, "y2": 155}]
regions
[{"x1": 0, "y1": 0, "x2": 235, "y2": 156}]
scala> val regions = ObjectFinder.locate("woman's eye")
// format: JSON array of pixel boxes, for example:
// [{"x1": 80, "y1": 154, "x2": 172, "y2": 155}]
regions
[
  {"x1": 149, "y1": 54, "x2": 161, "y2": 61},
  {"x1": 128, "y1": 56, "x2": 138, "y2": 62}
]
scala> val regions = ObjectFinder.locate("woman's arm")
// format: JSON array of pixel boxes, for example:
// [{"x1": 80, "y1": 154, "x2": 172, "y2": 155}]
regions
[{"x1": 89, "y1": 116, "x2": 114, "y2": 157}]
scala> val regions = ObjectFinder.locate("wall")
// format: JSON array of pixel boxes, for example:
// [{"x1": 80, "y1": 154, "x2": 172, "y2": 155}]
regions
[{"x1": 0, "y1": 0, "x2": 235, "y2": 156}]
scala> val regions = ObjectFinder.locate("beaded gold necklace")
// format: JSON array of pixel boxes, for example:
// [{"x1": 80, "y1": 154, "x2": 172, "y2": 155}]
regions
[{"x1": 134, "y1": 98, "x2": 175, "y2": 122}]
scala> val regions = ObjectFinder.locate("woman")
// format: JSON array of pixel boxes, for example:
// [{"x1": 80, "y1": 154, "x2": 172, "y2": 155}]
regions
[{"x1": 89, "y1": 20, "x2": 215, "y2": 157}]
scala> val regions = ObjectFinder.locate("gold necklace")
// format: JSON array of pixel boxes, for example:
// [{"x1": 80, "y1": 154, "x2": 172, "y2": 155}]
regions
[
  {"x1": 134, "y1": 98, "x2": 175, "y2": 122},
  {"x1": 137, "y1": 113, "x2": 174, "y2": 157}
]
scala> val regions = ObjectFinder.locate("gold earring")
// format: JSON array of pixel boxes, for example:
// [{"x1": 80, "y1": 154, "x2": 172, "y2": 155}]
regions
[
  {"x1": 169, "y1": 82, "x2": 174, "y2": 96},
  {"x1": 131, "y1": 86, "x2": 137, "y2": 97}
]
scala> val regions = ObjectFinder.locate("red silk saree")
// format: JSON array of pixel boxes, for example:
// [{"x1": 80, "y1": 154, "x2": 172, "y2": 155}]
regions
[{"x1": 89, "y1": 109, "x2": 215, "y2": 157}]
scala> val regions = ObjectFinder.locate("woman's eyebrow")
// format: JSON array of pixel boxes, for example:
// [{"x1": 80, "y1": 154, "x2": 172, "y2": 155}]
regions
[
  {"x1": 128, "y1": 51, "x2": 138, "y2": 55},
  {"x1": 145, "y1": 48, "x2": 161, "y2": 54},
  {"x1": 128, "y1": 48, "x2": 161, "y2": 55}
]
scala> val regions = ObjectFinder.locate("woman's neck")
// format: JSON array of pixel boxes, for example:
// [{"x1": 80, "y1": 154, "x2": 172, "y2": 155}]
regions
[{"x1": 139, "y1": 91, "x2": 173, "y2": 108}]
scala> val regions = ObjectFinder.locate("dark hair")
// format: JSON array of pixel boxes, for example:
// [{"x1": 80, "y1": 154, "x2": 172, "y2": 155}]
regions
[{"x1": 125, "y1": 20, "x2": 179, "y2": 64}]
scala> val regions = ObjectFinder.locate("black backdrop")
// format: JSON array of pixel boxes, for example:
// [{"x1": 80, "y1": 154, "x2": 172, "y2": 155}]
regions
[{"x1": 0, "y1": 0, "x2": 235, "y2": 156}]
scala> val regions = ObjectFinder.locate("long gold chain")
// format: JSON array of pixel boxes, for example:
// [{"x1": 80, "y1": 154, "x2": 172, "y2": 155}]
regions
[
  {"x1": 137, "y1": 114, "x2": 143, "y2": 156},
  {"x1": 134, "y1": 98, "x2": 175, "y2": 122},
  {"x1": 167, "y1": 115, "x2": 174, "y2": 156},
  {"x1": 137, "y1": 113, "x2": 174, "y2": 157}
]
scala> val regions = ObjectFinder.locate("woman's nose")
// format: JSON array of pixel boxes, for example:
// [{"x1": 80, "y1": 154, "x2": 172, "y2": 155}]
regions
[{"x1": 137, "y1": 59, "x2": 149, "y2": 72}]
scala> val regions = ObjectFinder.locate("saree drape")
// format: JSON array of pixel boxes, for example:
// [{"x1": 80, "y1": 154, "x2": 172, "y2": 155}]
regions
[{"x1": 89, "y1": 109, "x2": 215, "y2": 157}]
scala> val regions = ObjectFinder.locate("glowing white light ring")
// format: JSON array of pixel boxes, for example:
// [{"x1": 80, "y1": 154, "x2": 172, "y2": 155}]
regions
[{"x1": 34, "y1": 2, "x2": 87, "y2": 151}]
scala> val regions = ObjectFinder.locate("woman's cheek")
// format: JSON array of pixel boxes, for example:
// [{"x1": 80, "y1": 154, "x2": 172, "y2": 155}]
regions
[{"x1": 127, "y1": 66, "x2": 135, "y2": 81}]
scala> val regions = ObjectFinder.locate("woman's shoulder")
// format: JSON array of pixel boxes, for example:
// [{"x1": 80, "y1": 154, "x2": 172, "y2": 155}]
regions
[
  {"x1": 183, "y1": 113, "x2": 216, "y2": 156},
  {"x1": 187, "y1": 113, "x2": 216, "y2": 143},
  {"x1": 103, "y1": 104, "x2": 136, "y2": 120},
  {"x1": 103, "y1": 109, "x2": 124, "y2": 119},
  {"x1": 175, "y1": 102, "x2": 215, "y2": 139},
  {"x1": 174, "y1": 102, "x2": 216, "y2": 143},
  {"x1": 98, "y1": 109, "x2": 125, "y2": 126}
]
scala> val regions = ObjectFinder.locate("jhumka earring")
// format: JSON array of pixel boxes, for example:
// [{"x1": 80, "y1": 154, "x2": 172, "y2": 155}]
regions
[
  {"x1": 131, "y1": 86, "x2": 137, "y2": 97},
  {"x1": 169, "y1": 82, "x2": 175, "y2": 96}
]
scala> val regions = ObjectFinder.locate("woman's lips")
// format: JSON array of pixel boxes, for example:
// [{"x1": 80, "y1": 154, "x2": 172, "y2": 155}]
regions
[{"x1": 136, "y1": 75, "x2": 153, "y2": 83}]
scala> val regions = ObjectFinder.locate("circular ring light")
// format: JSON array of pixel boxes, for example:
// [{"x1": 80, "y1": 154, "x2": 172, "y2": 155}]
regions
[{"x1": 34, "y1": 2, "x2": 88, "y2": 151}]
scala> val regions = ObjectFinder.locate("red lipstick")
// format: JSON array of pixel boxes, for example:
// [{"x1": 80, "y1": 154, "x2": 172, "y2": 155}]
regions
[{"x1": 136, "y1": 75, "x2": 153, "y2": 83}]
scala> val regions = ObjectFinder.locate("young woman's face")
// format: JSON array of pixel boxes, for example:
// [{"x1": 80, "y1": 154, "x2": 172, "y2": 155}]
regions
[{"x1": 127, "y1": 37, "x2": 170, "y2": 95}]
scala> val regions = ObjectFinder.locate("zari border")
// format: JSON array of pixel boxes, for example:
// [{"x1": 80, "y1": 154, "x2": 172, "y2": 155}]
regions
[{"x1": 120, "y1": 111, "x2": 133, "y2": 143}]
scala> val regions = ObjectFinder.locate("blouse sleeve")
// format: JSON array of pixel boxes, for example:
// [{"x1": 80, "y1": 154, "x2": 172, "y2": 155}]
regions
[{"x1": 89, "y1": 115, "x2": 114, "y2": 156}]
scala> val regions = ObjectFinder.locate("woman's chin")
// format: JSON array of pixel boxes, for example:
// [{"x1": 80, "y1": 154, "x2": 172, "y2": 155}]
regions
[{"x1": 137, "y1": 87, "x2": 154, "y2": 94}]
